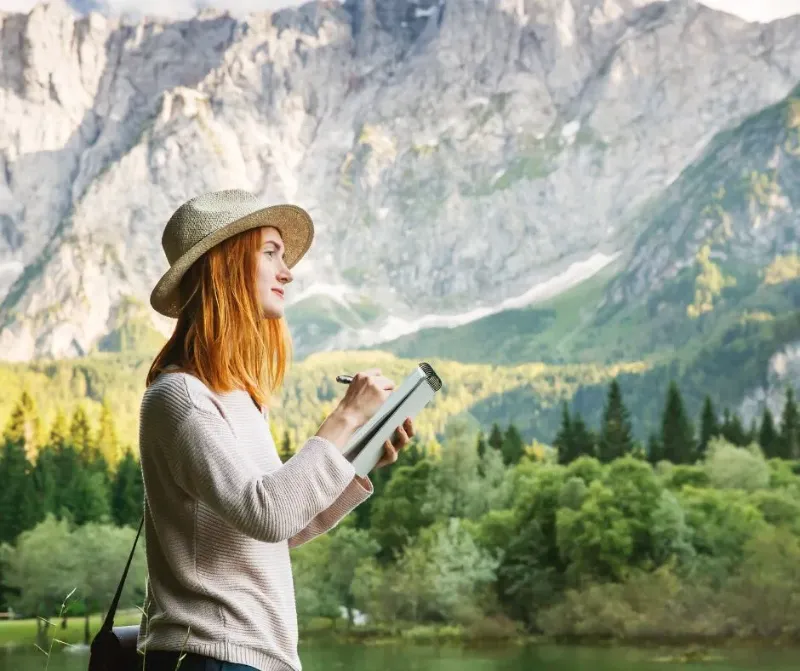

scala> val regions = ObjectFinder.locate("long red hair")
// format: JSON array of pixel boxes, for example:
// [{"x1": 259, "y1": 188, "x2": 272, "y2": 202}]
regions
[{"x1": 146, "y1": 227, "x2": 291, "y2": 410}]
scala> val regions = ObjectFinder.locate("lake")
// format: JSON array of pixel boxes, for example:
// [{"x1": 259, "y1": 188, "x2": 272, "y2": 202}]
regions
[{"x1": 3, "y1": 641, "x2": 800, "y2": 671}]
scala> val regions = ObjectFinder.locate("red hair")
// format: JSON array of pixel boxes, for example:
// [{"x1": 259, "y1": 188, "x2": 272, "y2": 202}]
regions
[{"x1": 146, "y1": 227, "x2": 291, "y2": 410}]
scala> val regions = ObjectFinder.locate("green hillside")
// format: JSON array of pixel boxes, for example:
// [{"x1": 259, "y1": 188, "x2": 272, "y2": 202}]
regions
[{"x1": 0, "y1": 350, "x2": 649, "y2": 452}]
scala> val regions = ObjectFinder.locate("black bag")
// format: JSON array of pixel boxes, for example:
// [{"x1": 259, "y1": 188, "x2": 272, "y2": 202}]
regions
[{"x1": 88, "y1": 518, "x2": 143, "y2": 671}]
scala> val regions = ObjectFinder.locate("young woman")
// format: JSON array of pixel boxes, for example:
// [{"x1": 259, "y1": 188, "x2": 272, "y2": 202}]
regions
[{"x1": 137, "y1": 189, "x2": 413, "y2": 671}]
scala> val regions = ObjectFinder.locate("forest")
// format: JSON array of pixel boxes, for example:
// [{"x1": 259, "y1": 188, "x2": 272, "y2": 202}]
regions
[{"x1": 1, "y1": 378, "x2": 800, "y2": 648}]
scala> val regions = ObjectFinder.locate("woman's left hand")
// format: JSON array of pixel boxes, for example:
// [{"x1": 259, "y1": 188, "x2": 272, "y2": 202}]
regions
[{"x1": 375, "y1": 417, "x2": 415, "y2": 469}]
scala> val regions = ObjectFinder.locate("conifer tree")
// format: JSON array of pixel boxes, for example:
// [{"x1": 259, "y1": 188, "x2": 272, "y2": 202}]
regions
[
  {"x1": 571, "y1": 412, "x2": 595, "y2": 460},
  {"x1": 661, "y1": 381, "x2": 696, "y2": 464},
  {"x1": 502, "y1": 424, "x2": 525, "y2": 466},
  {"x1": 721, "y1": 408, "x2": 749, "y2": 447},
  {"x1": 0, "y1": 437, "x2": 40, "y2": 543},
  {"x1": 96, "y1": 399, "x2": 121, "y2": 470},
  {"x1": 279, "y1": 429, "x2": 293, "y2": 462},
  {"x1": 31, "y1": 444, "x2": 59, "y2": 518},
  {"x1": 70, "y1": 405, "x2": 97, "y2": 461},
  {"x1": 3, "y1": 391, "x2": 42, "y2": 462},
  {"x1": 646, "y1": 433, "x2": 663, "y2": 465},
  {"x1": 476, "y1": 431, "x2": 487, "y2": 460},
  {"x1": 111, "y1": 449, "x2": 143, "y2": 527},
  {"x1": 780, "y1": 387, "x2": 800, "y2": 459},
  {"x1": 597, "y1": 380, "x2": 634, "y2": 462},
  {"x1": 488, "y1": 423, "x2": 504, "y2": 453},
  {"x1": 554, "y1": 402, "x2": 576, "y2": 465},
  {"x1": 759, "y1": 407, "x2": 779, "y2": 458},
  {"x1": 698, "y1": 395, "x2": 719, "y2": 459}
]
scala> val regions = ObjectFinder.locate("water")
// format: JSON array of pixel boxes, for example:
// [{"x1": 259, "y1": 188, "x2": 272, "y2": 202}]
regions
[{"x1": 3, "y1": 641, "x2": 800, "y2": 671}]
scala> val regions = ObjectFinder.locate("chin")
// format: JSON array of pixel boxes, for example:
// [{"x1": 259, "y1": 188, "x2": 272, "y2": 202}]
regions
[{"x1": 262, "y1": 305, "x2": 285, "y2": 320}]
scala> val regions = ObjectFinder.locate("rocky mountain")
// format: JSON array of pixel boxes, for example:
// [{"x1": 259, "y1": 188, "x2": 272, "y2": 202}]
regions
[
  {"x1": 1, "y1": 0, "x2": 800, "y2": 364},
  {"x1": 379, "y1": 85, "x2": 800, "y2": 423}
]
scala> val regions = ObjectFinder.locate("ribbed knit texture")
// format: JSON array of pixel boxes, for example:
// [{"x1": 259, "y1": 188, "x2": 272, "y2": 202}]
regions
[{"x1": 136, "y1": 369, "x2": 373, "y2": 670}]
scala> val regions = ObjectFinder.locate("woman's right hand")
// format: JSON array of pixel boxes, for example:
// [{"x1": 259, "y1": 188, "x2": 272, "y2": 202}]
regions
[
  {"x1": 337, "y1": 368, "x2": 395, "y2": 428},
  {"x1": 315, "y1": 369, "x2": 395, "y2": 450}
]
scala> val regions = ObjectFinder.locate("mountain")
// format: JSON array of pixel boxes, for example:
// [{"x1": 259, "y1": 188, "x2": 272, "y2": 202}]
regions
[
  {"x1": 1, "y1": 0, "x2": 800, "y2": 361},
  {"x1": 379, "y1": 84, "x2": 800, "y2": 425}
]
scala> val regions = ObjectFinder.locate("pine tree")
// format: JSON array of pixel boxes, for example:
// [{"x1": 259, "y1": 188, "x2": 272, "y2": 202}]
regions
[
  {"x1": 279, "y1": 430, "x2": 293, "y2": 462},
  {"x1": 3, "y1": 391, "x2": 42, "y2": 462},
  {"x1": 70, "y1": 405, "x2": 98, "y2": 461},
  {"x1": 111, "y1": 449, "x2": 143, "y2": 527},
  {"x1": 501, "y1": 424, "x2": 525, "y2": 466},
  {"x1": 721, "y1": 408, "x2": 749, "y2": 447},
  {"x1": 476, "y1": 431, "x2": 487, "y2": 460},
  {"x1": 487, "y1": 423, "x2": 504, "y2": 453},
  {"x1": 698, "y1": 395, "x2": 719, "y2": 459},
  {"x1": 747, "y1": 417, "x2": 759, "y2": 445},
  {"x1": 571, "y1": 412, "x2": 595, "y2": 459},
  {"x1": 646, "y1": 433, "x2": 663, "y2": 465},
  {"x1": 96, "y1": 399, "x2": 121, "y2": 470},
  {"x1": 597, "y1": 380, "x2": 634, "y2": 462},
  {"x1": 661, "y1": 381, "x2": 696, "y2": 464},
  {"x1": 759, "y1": 407, "x2": 779, "y2": 458},
  {"x1": 0, "y1": 437, "x2": 41, "y2": 543},
  {"x1": 49, "y1": 409, "x2": 69, "y2": 448},
  {"x1": 554, "y1": 402, "x2": 576, "y2": 465},
  {"x1": 780, "y1": 387, "x2": 800, "y2": 460},
  {"x1": 32, "y1": 445, "x2": 59, "y2": 518}
]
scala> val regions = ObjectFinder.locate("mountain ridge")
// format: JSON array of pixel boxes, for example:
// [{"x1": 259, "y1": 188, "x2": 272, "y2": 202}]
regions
[{"x1": 1, "y1": 0, "x2": 800, "y2": 361}]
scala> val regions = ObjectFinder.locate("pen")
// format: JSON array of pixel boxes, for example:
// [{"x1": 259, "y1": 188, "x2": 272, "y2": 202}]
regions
[{"x1": 336, "y1": 374, "x2": 353, "y2": 384}]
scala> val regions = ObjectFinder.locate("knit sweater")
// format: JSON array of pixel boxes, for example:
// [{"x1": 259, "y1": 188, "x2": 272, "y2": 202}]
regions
[{"x1": 136, "y1": 369, "x2": 373, "y2": 670}]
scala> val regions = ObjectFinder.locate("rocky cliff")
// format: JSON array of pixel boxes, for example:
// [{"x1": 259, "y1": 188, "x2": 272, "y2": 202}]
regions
[{"x1": 1, "y1": 0, "x2": 800, "y2": 360}]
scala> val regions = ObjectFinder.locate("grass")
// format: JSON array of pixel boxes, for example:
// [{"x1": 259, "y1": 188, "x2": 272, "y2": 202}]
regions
[{"x1": 0, "y1": 609, "x2": 141, "y2": 648}]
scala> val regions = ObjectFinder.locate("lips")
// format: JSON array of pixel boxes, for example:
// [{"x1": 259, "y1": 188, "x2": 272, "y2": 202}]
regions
[{"x1": 271, "y1": 288, "x2": 284, "y2": 298}]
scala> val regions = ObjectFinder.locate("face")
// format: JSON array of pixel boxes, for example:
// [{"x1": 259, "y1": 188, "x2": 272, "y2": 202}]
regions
[{"x1": 257, "y1": 227, "x2": 293, "y2": 319}]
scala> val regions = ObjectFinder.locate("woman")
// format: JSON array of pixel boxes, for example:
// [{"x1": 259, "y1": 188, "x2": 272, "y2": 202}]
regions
[{"x1": 137, "y1": 189, "x2": 414, "y2": 671}]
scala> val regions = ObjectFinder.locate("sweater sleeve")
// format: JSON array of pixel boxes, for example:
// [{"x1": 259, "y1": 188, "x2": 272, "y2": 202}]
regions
[
  {"x1": 288, "y1": 474, "x2": 374, "y2": 549},
  {"x1": 167, "y1": 407, "x2": 358, "y2": 543}
]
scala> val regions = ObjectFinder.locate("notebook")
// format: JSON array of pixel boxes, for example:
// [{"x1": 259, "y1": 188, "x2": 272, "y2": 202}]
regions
[{"x1": 342, "y1": 362, "x2": 443, "y2": 477}]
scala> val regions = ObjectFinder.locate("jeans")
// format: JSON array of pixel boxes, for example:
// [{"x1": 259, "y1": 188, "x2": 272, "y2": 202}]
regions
[{"x1": 141, "y1": 650, "x2": 258, "y2": 671}]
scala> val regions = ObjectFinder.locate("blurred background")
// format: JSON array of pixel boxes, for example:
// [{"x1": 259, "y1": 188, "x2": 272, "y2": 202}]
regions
[{"x1": 0, "y1": 0, "x2": 799, "y2": 669}]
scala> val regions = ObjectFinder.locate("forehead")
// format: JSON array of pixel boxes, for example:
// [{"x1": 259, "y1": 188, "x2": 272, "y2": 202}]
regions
[{"x1": 260, "y1": 227, "x2": 284, "y2": 247}]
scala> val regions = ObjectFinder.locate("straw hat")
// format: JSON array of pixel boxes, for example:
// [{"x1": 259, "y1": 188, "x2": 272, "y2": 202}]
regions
[{"x1": 150, "y1": 189, "x2": 314, "y2": 317}]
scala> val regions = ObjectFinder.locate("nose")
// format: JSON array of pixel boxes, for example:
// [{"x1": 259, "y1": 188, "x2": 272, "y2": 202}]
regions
[{"x1": 277, "y1": 262, "x2": 293, "y2": 284}]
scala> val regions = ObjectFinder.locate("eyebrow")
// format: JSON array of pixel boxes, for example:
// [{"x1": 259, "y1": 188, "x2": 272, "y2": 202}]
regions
[{"x1": 263, "y1": 240, "x2": 285, "y2": 252}]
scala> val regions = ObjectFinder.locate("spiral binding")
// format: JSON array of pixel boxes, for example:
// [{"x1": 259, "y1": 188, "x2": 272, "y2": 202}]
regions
[{"x1": 419, "y1": 362, "x2": 442, "y2": 392}]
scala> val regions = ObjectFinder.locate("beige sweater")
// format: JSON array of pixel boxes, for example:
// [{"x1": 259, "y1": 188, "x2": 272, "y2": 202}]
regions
[{"x1": 136, "y1": 369, "x2": 373, "y2": 670}]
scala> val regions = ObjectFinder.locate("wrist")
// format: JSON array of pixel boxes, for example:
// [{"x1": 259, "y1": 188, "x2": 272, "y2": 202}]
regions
[{"x1": 316, "y1": 406, "x2": 363, "y2": 450}]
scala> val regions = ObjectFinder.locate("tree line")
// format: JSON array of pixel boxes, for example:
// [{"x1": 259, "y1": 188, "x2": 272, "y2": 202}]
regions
[
  {"x1": 2, "y1": 379, "x2": 800, "y2": 647},
  {"x1": 0, "y1": 391, "x2": 143, "y2": 548},
  {"x1": 554, "y1": 379, "x2": 799, "y2": 465}
]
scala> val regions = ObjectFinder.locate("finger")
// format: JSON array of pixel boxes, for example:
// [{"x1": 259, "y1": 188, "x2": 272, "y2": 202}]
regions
[
  {"x1": 359, "y1": 368, "x2": 382, "y2": 377},
  {"x1": 373, "y1": 375, "x2": 396, "y2": 391},
  {"x1": 403, "y1": 417, "x2": 415, "y2": 438},
  {"x1": 392, "y1": 426, "x2": 409, "y2": 448},
  {"x1": 382, "y1": 439, "x2": 398, "y2": 463}
]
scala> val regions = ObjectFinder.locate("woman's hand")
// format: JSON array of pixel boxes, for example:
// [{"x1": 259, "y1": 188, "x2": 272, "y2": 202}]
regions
[
  {"x1": 336, "y1": 368, "x2": 396, "y2": 428},
  {"x1": 375, "y1": 417, "x2": 415, "y2": 469},
  {"x1": 316, "y1": 368, "x2": 395, "y2": 450}
]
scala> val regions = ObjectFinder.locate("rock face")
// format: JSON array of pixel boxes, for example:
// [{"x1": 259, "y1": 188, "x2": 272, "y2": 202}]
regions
[{"x1": 1, "y1": 0, "x2": 800, "y2": 360}]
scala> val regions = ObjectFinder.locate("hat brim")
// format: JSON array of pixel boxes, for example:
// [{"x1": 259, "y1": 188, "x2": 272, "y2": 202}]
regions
[{"x1": 150, "y1": 203, "x2": 313, "y2": 318}]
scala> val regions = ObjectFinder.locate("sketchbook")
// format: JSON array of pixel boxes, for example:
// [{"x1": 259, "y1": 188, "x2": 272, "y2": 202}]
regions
[{"x1": 342, "y1": 362, "x2": 443, "y2": 477}]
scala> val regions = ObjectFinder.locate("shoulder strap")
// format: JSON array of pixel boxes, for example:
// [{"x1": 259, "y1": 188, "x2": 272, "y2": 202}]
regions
[{"x1": 100, "y1": 517, "x2": 144, "y2": 633}]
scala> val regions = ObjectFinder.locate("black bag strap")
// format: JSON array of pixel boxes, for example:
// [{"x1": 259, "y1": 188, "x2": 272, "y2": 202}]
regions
[{"x1": 100, "y1": 517, "x2": 144, "y2": 633}]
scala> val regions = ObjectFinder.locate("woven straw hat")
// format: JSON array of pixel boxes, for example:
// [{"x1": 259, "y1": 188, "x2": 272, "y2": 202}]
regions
[{"x1": 150, "y1": 189, "x2": 314, "y2": 317}]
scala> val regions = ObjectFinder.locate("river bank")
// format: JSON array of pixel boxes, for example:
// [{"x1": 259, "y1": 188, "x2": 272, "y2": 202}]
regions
[{"x1": 3, "y1": 612, "x2": 800, "y2": 664}]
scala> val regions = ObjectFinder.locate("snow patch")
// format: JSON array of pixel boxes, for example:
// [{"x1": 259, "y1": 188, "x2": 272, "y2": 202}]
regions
[{"x1": 337, "y1": 251, "x2": 618, "y2": 349}]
